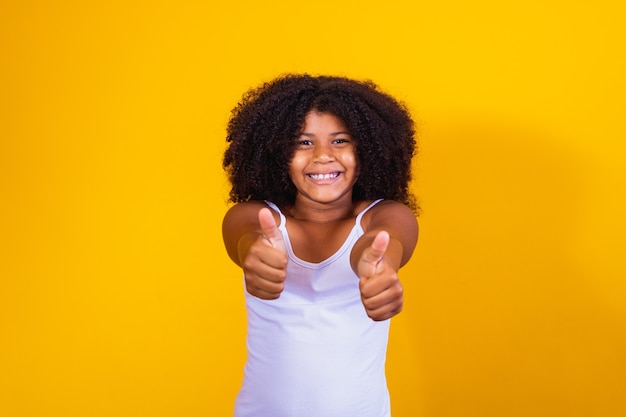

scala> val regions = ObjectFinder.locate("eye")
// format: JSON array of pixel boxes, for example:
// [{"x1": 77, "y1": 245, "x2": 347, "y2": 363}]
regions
[
  {"x1": 333, "y1": 138, "x2": 351, "y2": 145},
  {"x1": 297, "y1": 139, "x2": 313, "y2": 146}
]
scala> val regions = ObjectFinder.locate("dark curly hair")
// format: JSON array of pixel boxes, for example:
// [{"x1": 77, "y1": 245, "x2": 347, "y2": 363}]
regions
[{"x1": 223, "y1": 74, "x2": 418, "y2": 211}]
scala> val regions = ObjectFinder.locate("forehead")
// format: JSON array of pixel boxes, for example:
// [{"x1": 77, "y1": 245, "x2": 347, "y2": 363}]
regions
[{"x1": 301, "y1": 111, "x2": 349, "y2": 134}]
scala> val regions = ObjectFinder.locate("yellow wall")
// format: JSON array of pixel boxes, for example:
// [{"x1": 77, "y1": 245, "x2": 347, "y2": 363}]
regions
[{"x1": 1, "y1": 1, "x2": 624, "y2": 416}]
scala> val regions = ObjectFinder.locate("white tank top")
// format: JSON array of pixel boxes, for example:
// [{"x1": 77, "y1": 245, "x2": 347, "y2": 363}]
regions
[{"x1": 235, "y1": 200, "x2": 391, "y2": 417}]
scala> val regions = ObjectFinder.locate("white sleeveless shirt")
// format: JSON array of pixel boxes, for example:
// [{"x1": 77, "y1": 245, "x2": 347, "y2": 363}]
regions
[{"x1": 234, "y1": 200, "x2": 391, "y2": 417}]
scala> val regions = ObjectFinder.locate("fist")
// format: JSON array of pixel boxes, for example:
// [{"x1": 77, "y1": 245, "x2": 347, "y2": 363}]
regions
[
  {"x1": 357, "y1": 231, "x2": 404, "y2": 321},
  {"x1": 243, "y1": 208, "x2": 288, "y2": 300}
]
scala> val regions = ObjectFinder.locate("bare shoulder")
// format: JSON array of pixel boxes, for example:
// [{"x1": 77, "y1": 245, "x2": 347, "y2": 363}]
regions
[
  {"x1": 355, "y1": 200, "x2": 418, "y2": 268},
  {"x1": 222, "y1": 201, "x2": 281, "y2": 265},
  {"x1": 222, "y1": 200, "x2": 284, "y2": 235},
  {"x1": 362, "y1": 200, "x2": 418, "y2": 233},
  {"x1": 223, "y1": 200, "x2": 269, "y2": 226}
]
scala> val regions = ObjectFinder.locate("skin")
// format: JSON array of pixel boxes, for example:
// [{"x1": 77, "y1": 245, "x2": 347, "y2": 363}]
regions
[{"x1": 222, "y1": 111, "x2": 418, "y2": 321}]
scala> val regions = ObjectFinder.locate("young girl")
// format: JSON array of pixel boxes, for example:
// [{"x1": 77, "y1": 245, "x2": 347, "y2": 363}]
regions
[{"x1": 222, "y1": 74, "x2": 419, "y2": 417}]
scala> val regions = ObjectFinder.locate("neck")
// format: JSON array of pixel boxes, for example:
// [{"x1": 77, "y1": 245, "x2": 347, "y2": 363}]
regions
[{"x1": 289, "y1": 196, "x2": 359, "y2": 223}]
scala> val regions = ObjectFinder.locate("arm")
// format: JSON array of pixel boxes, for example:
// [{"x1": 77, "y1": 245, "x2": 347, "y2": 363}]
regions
[
  {"x1": 222, "y1": 202, "x2": 288, "y2": 299},
  {"x1": 350, "y1": 201, "x2": 419, "y2": 321}
]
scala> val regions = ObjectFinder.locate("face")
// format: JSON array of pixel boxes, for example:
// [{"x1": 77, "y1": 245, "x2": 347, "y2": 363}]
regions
[{"x1": 289, "y1": 111, "x2": 358, "y2": 207}]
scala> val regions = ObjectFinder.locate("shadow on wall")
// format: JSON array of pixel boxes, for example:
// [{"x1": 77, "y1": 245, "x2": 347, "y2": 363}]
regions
[{"x1": 387, "y1": 119, "x2": 626, "y2": 417}]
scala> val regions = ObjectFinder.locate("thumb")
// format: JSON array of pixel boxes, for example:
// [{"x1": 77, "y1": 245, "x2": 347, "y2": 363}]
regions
[
  {"x1": 258, "y1": 208, "x2": 287, "y2": 252},
  {"x1": 361, "y1": 231, "x2": 390, "y2": 276}
]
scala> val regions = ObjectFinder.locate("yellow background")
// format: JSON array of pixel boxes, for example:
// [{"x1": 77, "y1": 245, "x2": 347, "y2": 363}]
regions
[{"x1": 1, "y1": 1, "x2": 625, "y2": 416}]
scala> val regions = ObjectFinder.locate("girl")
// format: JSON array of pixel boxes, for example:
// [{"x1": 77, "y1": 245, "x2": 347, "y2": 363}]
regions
[{"x1": 222, "y1": 74, "x2": 418, "y2": 417}]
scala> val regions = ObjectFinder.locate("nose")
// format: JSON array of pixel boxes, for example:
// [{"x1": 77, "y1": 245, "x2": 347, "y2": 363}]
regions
[{"x1": 313, "y1": 142, "x2": 334, "y2": 163}]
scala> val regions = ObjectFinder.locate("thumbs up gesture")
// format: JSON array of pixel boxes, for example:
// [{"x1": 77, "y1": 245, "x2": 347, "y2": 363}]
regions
[
  {"x1": 242, "y1": 208, "x2": 288, "y2": 300},
  {"x1": 258, "y1": 208, "x2": 287, "y2": 253},
  {"x1": 357, "y1": 231, "x2": 404, "y2": 321}
]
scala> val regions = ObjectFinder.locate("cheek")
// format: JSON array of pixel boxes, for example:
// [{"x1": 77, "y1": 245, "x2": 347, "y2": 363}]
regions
[
  {"x1": 352, "y1": 154, "x2": 360, "y2": 181},
  {"x1": 344, "y1": 152, "x2": 359, "y2": 174},
  {"x1": 288, "y1": 155, "x2": 303, "y2": 179}
]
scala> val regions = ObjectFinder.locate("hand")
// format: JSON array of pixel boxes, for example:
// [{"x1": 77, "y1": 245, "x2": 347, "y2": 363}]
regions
[
  {"x1": 357, "y1": 231, "x2": 404, "y2": 321},
  {"x1": 242, "y1": 208, "x2": 288, "y2": 300}
]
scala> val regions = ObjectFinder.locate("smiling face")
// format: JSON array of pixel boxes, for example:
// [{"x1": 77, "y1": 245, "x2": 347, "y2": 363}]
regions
[{"x1": 288, "y1": 111, "x2": 359, "y2": 208}]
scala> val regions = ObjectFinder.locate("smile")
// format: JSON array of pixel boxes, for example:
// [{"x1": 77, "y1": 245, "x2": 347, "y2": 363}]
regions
[{"x1": 307, "y1": 172, "x2": 340, "y2": 180}]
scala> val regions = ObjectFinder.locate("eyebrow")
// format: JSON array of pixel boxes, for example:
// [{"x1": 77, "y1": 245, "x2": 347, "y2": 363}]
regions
[{"x1": 299, "y1": 131, "x2": 351, "y2": 137}]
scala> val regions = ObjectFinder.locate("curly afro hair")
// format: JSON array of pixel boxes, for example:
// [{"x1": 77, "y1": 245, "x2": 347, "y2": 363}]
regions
[{"x1": 223, "y1": 74, "x2": 418, "y2": 211}]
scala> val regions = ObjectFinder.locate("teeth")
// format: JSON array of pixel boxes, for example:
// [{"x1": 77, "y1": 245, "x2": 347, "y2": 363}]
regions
[{"x1": 309, "y1": 172, "x2": 339, "y2": 180}]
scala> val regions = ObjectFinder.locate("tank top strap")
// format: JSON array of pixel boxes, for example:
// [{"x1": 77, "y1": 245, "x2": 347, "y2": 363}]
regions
[
  {"x1": 263, "y1": 200, "x2": 286, "y2": 230},
  {"x1": 264, "y1": 199, "x2": 382, "y2": 231},
  {"x1": 355, "y1": 199, "x2": 384, "y2": 229}
]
